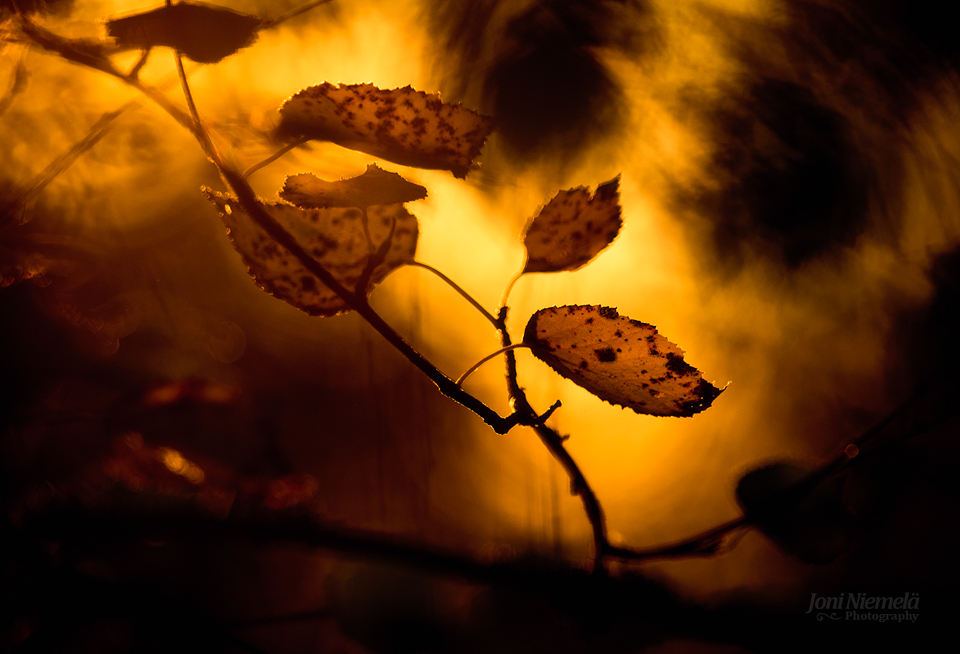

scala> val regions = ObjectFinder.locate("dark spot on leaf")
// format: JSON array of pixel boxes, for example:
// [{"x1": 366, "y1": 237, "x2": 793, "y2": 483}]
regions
[
  {"x1": 594, "y1": 347, "x2": 617, "y2": 362},
  {"x1": 598, "y1": 306, "x2": 618, "y2": 319},
  {"x1": 665, "y1": 352, "x2": 696, "y2": 376}
]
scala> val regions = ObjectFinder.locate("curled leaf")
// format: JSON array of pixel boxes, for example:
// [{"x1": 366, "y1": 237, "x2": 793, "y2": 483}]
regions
[
  {"x1": 736, "y1": 462, "x2": 851, "y2": 563},
  {"x1": 281, "y1": 164, "x2": 427, "y2": 209},
  {"x1": 106, "y1": 2, "x2": 262, "y2": 64},
  {"x1": 275, "y1": 83, "x2": 494, "y2": 178},
  {"x1": 203, "y1": 189, "x2": 417, "y2": 317},
  {"x1": 522, "y1": 176, "x2": 622, "y2": 273},
  {"x1": 523, "y1": 305, "x2": 721, "y2": 417}
]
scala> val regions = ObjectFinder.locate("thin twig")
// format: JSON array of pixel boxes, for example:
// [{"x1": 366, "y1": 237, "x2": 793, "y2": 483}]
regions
[
  {"x1": 456, "y1": 343, "x2": 529, "y2": 387},
  {"x1": 19, "y1": 17, "x2": 198, "y2": 136},
  {"x1": 605, "y1": 518, "x2": 749, "y2": 562},
  {"x1": 17, "y1": 16, "x2": 521, "y2": 435},
  {"x1": 242, "y1": 137, "x2": 308, "y2": 179},
  {"x1": 219, "y1": 167, "x2": 521, "y2": 434},
  {"x1": 128, "y1": 49, "x2": 149, "y2": 79},
  {"x1": 174, "y1": 48, "x2": 220, "y2": 166},
  {"x1": 496, "y1": 306, "x2": 610, "y2": 572},
  {"x1": 411, "y1": 261, "x2": 500, "y2": 328},
  {"x1": 18, "y1": 502, "x2": 612, "y2": 594},
  {"x1": 0, "y1": 52, "x2": 28, "y2": 116},
  {"x1": 15, "y1": 103, "x2": 135, "y2": 207},
  {"x1": 261, "y1": 0, "x2": 336, "y2": 30}
]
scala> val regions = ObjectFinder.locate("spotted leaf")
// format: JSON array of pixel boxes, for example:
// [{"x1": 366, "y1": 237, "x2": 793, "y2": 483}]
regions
[
  {"x1": 203, "y1": 189, "x2": 417, "y2": 317},
  {"x1": 522, "y1": 177, "x2": 622, "y2": 274},
  {"x1": 280, "y1": 164, "x2": 427, "y2": 209},
  {"x1": 523, "y1": 305, "x2": 721, "y2": 417},
  {"x1": 275, "y1": 83, "x2": 494, "y2": 178}
]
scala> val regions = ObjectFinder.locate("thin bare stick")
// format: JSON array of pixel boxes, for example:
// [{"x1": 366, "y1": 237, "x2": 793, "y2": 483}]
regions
[
  {"x1": 128, "y1": 49, "x2": 150, "y2": 79},
  {"x1": 174, "y1": 49, "x2": 220, "y2": 166},
  {"x1": 606, "y1": 518, "x2": 749, "y2": 562},
  {"x1": 495, "y1": 307, "x2": 609, "y2": 572},
  {"x1": 0, "y1": 53, "x2": 28, "y2": 117},
  {"x1": 242, "y1": 137, "x2": 308, "y2": 179},
  {"x1": 19, "y1": 18, "x2": 198, "y2": 137},
  {"x1": 218, "y1": 167, "x2": 520, "y2": 435},
  {"x1": 261, "y1": 0, "x2": 336, "y2": 30},
  {"x1": 456, "y1": 343, "x2": 529, "y2": 387},
  {"x1": 410, "y1": 261, "x2": 500, "y2": 328},
  {"x1": 18, "y1": 16, "x2": 521, "y2": 436},
  {"x1": 16, "y1": 102, "x2": 135, "y2": 206}
]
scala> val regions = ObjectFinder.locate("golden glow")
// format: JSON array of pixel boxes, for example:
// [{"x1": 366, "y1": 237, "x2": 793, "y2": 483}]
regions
[
  {"x1": 158, "y1": 447, "x2": 206, "y2": 485},
  {"x1": 7, "y1": 0, "x2": 960, "y2": 602}
]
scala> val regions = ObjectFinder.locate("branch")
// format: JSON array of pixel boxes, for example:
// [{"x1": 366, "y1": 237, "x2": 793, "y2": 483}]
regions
[
  {"x1": 0, "y1": 52, "x2": 28, "y2": 117},
  {"x1": 18, "y1": 17, "x2": 199, "y2": 137},
  {"x1": 242, "y1": 137, "x2": 308, "y2": 178},
  {"x1": 173, "y1": 47, "x2": 220, "y2": 166},
  {"x1": 605, "y1": 518, "x2": 749, "y2": 561},
  {"x1": 495, "y1": 307, "x2": 610, "y2": 572},
  {"x1": 3, "y1": 102, "x2": 135, "y2": 224},
  {"x1": 18, "y1": 501, "x2": 592, "y2": 590},
  {"x1": 219, "y1": 167, "x2": 520, "y2": 434},
  {"x1": 260, "y1": 0, "x2": 337, "y2": 30},
  {"x1": 17, "y1": 15, "x2": 522, "y2": 436}
]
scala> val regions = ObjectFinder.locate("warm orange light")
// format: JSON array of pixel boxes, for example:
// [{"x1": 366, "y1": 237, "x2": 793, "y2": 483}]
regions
[
  {"x1": 158, "y1": 447, "x2": 205, "y2": 485},
  {"x1": 7, "y1": 0, "x2": 960, "y2": 608}
]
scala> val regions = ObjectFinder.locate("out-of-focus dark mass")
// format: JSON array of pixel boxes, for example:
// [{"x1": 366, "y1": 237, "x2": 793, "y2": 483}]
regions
[{"x1": 2, "y1": 0, "x2": 957, "y2": 651}]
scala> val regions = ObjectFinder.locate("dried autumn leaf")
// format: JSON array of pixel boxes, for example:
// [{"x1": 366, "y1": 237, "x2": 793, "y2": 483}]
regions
[
  {"x1": 523, "y1": 305, "x2": 721, "y2": 417},
  {"x1": 275, "y1": 83, "x2": 494, "y2": 178},
  {"x1": 522, "y1": 176, "x2": 622, "y2": 273},
  {"x1": 281, "y1": 164, "x2": 427, "y2": 209},
  {"x1": 203, "y1": 189, "x2": 417, "y2": 316},
  {"x1": 736, "y1": 462, "x2": 851, "y2": 563},
  {"x1": 106, "y1": 2, "x2": 261, "y2": 64}
]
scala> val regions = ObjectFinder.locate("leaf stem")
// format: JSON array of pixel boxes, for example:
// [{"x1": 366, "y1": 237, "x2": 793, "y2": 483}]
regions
[
  {"x1": 242, "y1": 137, "x2": 308, "y2": 179},
  {"x1": 410, "y1": 261, "x2": 499, "y2": 328},
  {"x1": 499, "y1": 269, "x2": 523, "y2": 311},
  {"x1": 456, "y1": 343, "x2": 529, "y2": 387}
]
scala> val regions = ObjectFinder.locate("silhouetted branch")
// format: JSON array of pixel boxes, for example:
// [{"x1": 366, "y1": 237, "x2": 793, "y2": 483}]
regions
[
  {"x1": 18, "y1": 12, "x2": 524, "y2": 436},
  {"x1": 496, "y1": 306, "x2": 611, "y2": 572}
]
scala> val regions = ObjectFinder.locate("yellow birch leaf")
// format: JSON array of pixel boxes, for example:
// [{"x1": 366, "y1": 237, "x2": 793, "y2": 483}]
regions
[
  {"x1": 524, "y1": 305, "x2": 722, "y2": 417},
  {"x1": 275, "y1": 83, "x2": 493, "y2": 178},
  {"x1": 522, "y1": 176, "x2": 622, "y2": 274},
  {"x1": 203, "y1": 189, "x2": 417, "y2": 317}
]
